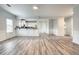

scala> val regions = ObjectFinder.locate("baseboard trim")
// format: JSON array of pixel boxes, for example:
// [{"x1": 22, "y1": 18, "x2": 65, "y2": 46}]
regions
[
  {"x1": 0, "y1": 36, "x2": 17, "y2": 43},
  {"x1": 72, "y1": 42, "x2": 79, "y2": 45}
]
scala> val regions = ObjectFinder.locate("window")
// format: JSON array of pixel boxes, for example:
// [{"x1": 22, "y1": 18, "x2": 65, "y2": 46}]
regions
[{"x1": 6, "y1": 19, "x2": 13, "y2": 33}]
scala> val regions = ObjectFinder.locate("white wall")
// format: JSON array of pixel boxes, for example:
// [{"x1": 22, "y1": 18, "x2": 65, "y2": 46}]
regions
[
  {"x1": 38, "y1": 19, "x2": 49, "y2": 34},
  {"x1": 64, "y1": 16, "x2": 73, "y2": 36},
  {"x1": 0, "y1": 17, "x2": 6, "y2": 41},
  {"x1": 49, "y1": 19, "x2": 58, "y2": 35},
  {"x1": 57, "y1": 17, "x2": 65, "y2": 36},
  {"x1": 0, "y1": 7, "x2": 16, "y2": 41},
  {"x1": 49, "y1": 19, "x2": 53, "y2": 34},
  {"x1": 73, "y1": 5, "x2": 79, "y2": 44},
  {"x1": 49, "y1": 17, "x2": 65, "y2": 36}
]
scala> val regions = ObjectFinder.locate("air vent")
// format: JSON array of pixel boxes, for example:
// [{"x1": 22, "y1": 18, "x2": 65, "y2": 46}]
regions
[
  {"x1": 21, "y1": 19, "x2": 25, "y2": 20},
  {"x1": 6, "y1": 4, "x2": 11, "y2": 7}
]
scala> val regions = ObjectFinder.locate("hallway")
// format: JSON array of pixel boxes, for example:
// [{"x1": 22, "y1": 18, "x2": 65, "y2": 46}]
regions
[{"x1": 0, "y1": 36, "x2": 79, "y2": 55}]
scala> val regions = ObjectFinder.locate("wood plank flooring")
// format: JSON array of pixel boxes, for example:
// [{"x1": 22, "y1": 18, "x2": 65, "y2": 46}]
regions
[{"x1": 0, "y1": 35, "x2": 79, "y2": 55}]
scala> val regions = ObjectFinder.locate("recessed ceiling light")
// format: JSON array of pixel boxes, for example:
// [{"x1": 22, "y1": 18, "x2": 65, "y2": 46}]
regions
[{"x1": 33, "y1": 6, "x2": 39, "y2": 10}]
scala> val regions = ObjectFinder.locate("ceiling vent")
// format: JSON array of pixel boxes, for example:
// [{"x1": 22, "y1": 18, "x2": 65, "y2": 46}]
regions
[
  {"x1": 21, "y1": 19, "x2": 25, "y2": 20},
  {"x1": 6, "y1": 4, "x2": 12, "y2": 7}
]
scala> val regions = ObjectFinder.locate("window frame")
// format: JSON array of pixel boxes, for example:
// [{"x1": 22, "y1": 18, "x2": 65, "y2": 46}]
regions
[{"x1": 6, "y1": 18, "x2": 13, "y2": 33}]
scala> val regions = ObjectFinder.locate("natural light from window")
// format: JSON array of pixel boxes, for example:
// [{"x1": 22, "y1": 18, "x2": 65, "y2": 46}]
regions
[{"x1": 6, "y1": 19, "x2": 13, "y2": 33}]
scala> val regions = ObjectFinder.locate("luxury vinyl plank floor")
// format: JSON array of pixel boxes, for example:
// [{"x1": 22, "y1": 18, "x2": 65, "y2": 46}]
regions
[{"x1": 0, "y1": 36, "x2": 79, "y2": 55}]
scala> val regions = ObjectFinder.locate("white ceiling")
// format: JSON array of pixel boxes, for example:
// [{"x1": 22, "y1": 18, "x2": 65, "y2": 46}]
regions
[{"x1": 0, "y1": 4, "x2": 75, "y2": 19}]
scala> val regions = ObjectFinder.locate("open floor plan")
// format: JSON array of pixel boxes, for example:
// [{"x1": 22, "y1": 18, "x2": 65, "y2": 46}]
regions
[
  {"x1": 0, "y1": 35, "x2": 79, "y2": 55},
  {"x1": 0, "y1": 4, "x2": 79, "y2": 55}
]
